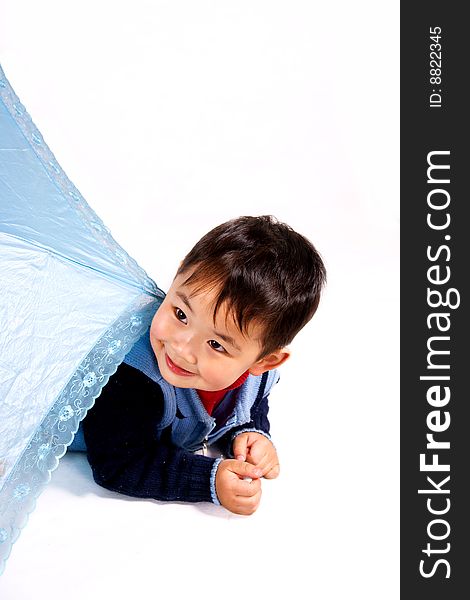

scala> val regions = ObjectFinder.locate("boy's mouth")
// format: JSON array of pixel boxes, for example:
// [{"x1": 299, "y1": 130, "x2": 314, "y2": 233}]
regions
[{"x1": 165, "y1": 352, "x2": 194, "y2": 377}]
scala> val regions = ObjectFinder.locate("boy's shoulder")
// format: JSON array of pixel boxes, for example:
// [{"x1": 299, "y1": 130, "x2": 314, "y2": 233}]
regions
[{"x1": 245, "y1": 368, "x2": 280, "y2": 398}]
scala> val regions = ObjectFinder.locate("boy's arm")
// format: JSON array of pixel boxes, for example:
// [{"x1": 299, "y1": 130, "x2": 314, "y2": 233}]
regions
[{"x1": 81, "y1": 364, "x2": 219, "y2": 504}]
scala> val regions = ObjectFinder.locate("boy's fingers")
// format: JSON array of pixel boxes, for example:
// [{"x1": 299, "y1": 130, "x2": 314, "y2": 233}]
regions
[
  {"x1": 246, "y1": 448, "x2": 269, "y2": 469},
  {"x1": 229, "y1": 459, "x2": 262, "y2": 480},
  {"x1": 233, "y1": 477, "x2": 262, "y2": 497},
  {"x1": 246, "y1": 448, "x2": 274, "y2": 473},
  {"x1": 232, "y1": 434, "x2": 249, "y2": 461},
  {"x1": 263, "y1": 464, "x2": 280, "y2": 479},
  {"x1": 233, "y1": 489, "x2": 262, "y2": 515}
]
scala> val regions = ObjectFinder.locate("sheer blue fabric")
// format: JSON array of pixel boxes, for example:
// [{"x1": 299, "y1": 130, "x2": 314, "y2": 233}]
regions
[{"x1": 0, "y1": 64, "x2": 165, "y2": 575}]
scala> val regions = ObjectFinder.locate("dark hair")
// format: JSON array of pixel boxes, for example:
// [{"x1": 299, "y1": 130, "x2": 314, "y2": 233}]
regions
[{"x1": 177, "y1": 215, "x2": 326, "y2": 359}]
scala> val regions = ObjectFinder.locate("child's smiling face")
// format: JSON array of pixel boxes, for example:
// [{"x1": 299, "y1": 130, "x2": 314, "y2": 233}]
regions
[{"x1": 149, "y1": 271, "x2": 287, "y2": 391}]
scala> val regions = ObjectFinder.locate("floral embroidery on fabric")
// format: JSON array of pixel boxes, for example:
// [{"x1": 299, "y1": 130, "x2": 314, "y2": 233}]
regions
[
  {"x1": 0, "y1": 295, "x2": 161, "y2": 575},
  {"x1": 107, "y1": 340, "x2": 122, "y2": 355},
  {"x1": 13, "y1": 484, "x2": 30, "y2": 500}
]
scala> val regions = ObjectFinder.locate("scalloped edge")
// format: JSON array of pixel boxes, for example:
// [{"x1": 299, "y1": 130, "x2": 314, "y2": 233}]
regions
[{"x1": 0, "y1": 293, "x2": 163, "y2": 576}]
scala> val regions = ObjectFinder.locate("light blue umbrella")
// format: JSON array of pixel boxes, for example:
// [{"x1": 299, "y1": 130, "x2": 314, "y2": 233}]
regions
[{"x1": 0, "y1": 64, "x2": 164, "y2": 574}]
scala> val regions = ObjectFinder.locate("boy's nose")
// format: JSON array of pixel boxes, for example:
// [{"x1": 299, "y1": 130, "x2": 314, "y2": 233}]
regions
[{"x1": 171, "y1": 334, "x2": 197, "y2": 365}]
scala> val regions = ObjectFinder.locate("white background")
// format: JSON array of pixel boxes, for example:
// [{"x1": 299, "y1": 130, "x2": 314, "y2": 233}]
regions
[{"x1": 0, "y1": 1, "x2": 399, "y2": 598}]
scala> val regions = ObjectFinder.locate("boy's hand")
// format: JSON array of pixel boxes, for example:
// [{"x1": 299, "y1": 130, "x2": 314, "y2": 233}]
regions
[
  {"x1": 232, "y1": 432, "x2": 280, "y2": 479},
  {"x1": 215, "y1": 459, "x2": 263, "y2": 515}
]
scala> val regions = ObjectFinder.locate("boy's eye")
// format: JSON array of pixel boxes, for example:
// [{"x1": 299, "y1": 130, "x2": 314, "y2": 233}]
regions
[
  {"x1": 174, "y1": 307, "x2": 188, "y2": 324},
  {"x1": 208, "y1": 340, "x2": 226, "y2": 353}
]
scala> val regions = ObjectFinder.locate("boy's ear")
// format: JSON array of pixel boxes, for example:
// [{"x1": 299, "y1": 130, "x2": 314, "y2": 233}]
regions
[{"x1": 248, "y1": 348, "x2": 290, "y2": 376}]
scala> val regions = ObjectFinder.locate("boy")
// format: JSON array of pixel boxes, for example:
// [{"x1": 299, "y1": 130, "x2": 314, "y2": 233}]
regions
[{"x1": 75, "y1": 215, "x2": 326, "y2": 515}]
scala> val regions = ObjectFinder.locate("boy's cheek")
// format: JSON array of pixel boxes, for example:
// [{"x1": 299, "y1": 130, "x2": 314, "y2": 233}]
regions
[
  {"x1": 149, "y1": 315, "x2": 168, "y2": 359},
  {"x1": 150, "y1": 309, "x2": 168, "y2": 340}
]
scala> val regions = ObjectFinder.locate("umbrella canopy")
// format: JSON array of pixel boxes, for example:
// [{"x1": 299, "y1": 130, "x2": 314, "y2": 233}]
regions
[{"x1": 0, "y1": 64, "x2": 164, "y2": 575}]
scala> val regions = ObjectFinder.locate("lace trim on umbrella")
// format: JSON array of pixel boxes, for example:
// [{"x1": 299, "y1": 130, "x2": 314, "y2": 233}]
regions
[{"x1": 0, "y1": 293, "x2": 162, "y2": 575}]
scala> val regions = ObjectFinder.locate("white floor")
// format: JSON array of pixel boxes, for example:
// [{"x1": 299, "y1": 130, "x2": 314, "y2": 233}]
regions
[{"x1": 0, "y1": 2, "x2": 399, "y2": 597}]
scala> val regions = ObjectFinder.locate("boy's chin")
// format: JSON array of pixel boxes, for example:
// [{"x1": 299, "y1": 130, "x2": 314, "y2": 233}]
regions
[
  {"x1": 160, "y1": 372, "x2": 195, "y2": 388},
  {"x1": 157, "y1": 366, "x2": 226, "y2": 391},
  {"x1": 159, "y1": 369, "x2": 214, "y2": 390}
]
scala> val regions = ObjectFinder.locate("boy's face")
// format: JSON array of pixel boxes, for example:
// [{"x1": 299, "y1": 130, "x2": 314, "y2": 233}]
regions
[{"x1": 149, "y1": 271, "x2": 286, "y2": 391}]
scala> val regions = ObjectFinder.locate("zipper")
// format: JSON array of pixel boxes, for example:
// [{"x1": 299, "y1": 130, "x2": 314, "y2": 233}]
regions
[{"x1": 201, "y1": 419, "x2": 216, "y2": 456}]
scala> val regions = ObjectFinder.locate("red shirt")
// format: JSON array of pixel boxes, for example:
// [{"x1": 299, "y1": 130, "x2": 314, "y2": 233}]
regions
[{"x1": 196, "y1": 370, "x2": 250, "y2": 415}]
